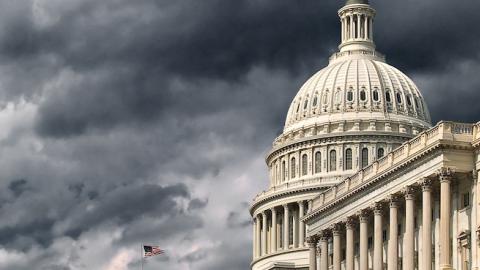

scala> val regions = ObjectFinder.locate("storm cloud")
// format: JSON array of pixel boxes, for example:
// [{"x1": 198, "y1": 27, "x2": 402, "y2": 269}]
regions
[{"x1": 0, "y1": 0, "x2": 477, "y2": 269}]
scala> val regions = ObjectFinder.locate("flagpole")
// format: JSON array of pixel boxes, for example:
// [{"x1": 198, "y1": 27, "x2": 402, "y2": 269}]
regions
[{"x1": 141, "y1": 244, "x2": 144, "y2": 270}]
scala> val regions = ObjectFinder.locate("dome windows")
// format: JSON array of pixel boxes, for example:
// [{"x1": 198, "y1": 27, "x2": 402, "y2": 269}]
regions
[
  {"x1": 347, "y1": 90, "x2": 354, "y2": 102},
  {"x1": 323, "y1": 90, "x2": 329, "y2": 104},
  {"x1": 329, "y1": 150, "x2": 337, "y2": 171},
  {"x1": 345, "y1": 148, "x2": 353, "y2": 170},
  {"x1": 377, "y1": 148, "x2": 385, "y2": 159},
  {"x1": 360, "y1": 90, "x2": 367, "y2": 101},
  {"x1": 361, "y1": 148, "x2": 369, "y2": 168},
  {"x1": 296, "y1": 103, "x2": 301, "y2": 113},
  {"x1": 290, "y1": 157, "x2": 296, "y2": 178},
  {"x1": 396, "y1": 92, "x2": 402, "y2": 104},
  {"x1": 385, "y1": 91, "x2": 392, "y2": 103},
  {"x1": 315, "y1": 152, "x2": 321, "y2": 173},
  {"x1": 373, "y1": 89, "x2": 379, "y2": 102},
  {"x1": 302, "y1": 154, "x2": 308, "y2": 176},
  {"x1": 414, "y1": 98, "x2": 419, "y2": 109},
  {"x1": 334, "y1": 89, "x2": 342, "y2": 104},
  {"x1": 313, "y1": 95, "x2": 318, "y2": 107},
  {"x1": 407, "y1": 95, "x2": 412, "y2": 106},
  {"x1": 304, "y1": 99, "x2": 309, "y2": 110}
]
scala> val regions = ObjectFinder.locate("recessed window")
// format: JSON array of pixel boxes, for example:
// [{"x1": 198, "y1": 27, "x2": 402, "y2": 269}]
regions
[
  {"x1": 329, "y1": 150, "x2": 337, "y2": 171},
  {"x1": 463, "y1": 192, "x2": 470, "y2": 208},
  {"x1": 377, "y1": 148, "x2": 385, "y2": 158},
  {"x1": 373, "y1": 90, "x2": 379, "y2": 101},
  {"x1": 304, "y1": 99, "x2": 308, "y2": 109},
  {"x1": 414, "y1": 98, "x2": 419, "y2": 109},
  {"x1": 302, "y1": 154, "x2": 308, "y2": 176},
  {"x1": 290, "y1": 157, "x2": 296, "y2": 178},
  {"x1": 361, "y1": 148, "x2": 369, "y2": 168},
  {"x1": 360, "y1": 90, "x2": 366, "y2": 101},
  {"x1": 313, "y1": 96, "x2": 318, "y2": 106},
  {"x1": 296, "y1": 103, "x2": 300, "y2": 113},
  {"x1": 335, "y1": 90, "x2": 342, "y2": 104},
  {"x1": 407, "y1": 95, "x2": 412, "y2": 106},
  {"x1": 315, "y1": 152, "x2": 321, "y2": 173},
  {"x1": 396, "y1": 92, "x2": 402, "y2": 104},
  {"x1": 323, "y1": 91, "x2": 329, "y2": 104},
  {"x1": 386, "y1": 91, "x2": 391, "y2": 103},
  {"x1": 345, "y1": 148, "x2": 352, "y2": 170},
  {"x1": 347, "y1": 91, "x2": 353, "y2": 102}
]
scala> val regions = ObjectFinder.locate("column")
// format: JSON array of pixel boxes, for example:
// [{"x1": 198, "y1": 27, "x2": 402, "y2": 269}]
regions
[
  {"x1": 388, "y1": 196, "x2": 399, "y2": 270},
  {"x1": 299, "y1": 201, "x2": 305, "y2": 247},
  {"x1": 422, "y1": 178, "x2": 433, "y2": 270},
  {"x1": 357, "y1": 14, "x2": 361, "y2": 39},
  {"x1": 253, "y1": 218, "x2": 257, "y2": 259},
  {"x1": 359, "y1": 210, "x2": 369, "y2": 270},
  {"x1": 439, "y1": 168, "x2": 453, "y2": 270},
  {"x1": 333, "y1": 224, "x2": 342, "y2": 270},
  {"x1": 404, "y1": 186, "x2": 416, "y2": 270},
  {"x1": 271, "y1": 208, "x2": 277, "y2": 253},
  {"x1": 284, "y1": 204, "x2": 290, "y2": 250},
  {"x1": 256, "y1": 215, "x2": 261, "y2": 257},
  {"x1": 346, "y1": 217, "x2": 355, "y2": 270},
  {"x1": 320, "y1": 232, "x2": 329, "y2": 270},
  {"x1": 369, "y1": 17, "x2": 373, "y2": 40},
  {"x1": 350, "y1": 15, "x2": 354, "y2": 39},
  {"x1": 307, "y1": 236, "x2": 319, "y2": 270},
  {"x1": 262, "y1": 212, "x2": 268, "y2": 256},
  {"x1": 293, "y1": 208, "x2": 298, "y2": 248},
  {"x1": 374, "y1": 203, "x2": 383, "y2": 270},
  {"x1": 364, "y1": 15, "x2": 368, "y2": 39}
]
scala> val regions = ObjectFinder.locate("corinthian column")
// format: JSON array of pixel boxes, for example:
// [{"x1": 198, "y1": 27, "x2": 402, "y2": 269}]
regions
[
  {"x1": 253, "y1": 218, "x2": 257, "y2": 259},
  {"x1": 271, "y1": 207, "x2": 277, "y2": 253},
  {"x1": 439, "y1": 168, "x2": 454, "y2": 270},
  {"x1": 256, "y1": 215, "x2": 261, "y2": 257},
  {"x1": 283, "y1": 204, "x2": 290, "y2": 250},
  {"x1": 422, "y1": 178, "x2": 433, "y2": 270},
  {"x1": 388, "y1": 196, "x2": 399, "y2": 270},
  {"x1": 346, "y1": 217, "x2": 355, "y2": 270},
  {"x1": 373, "y1": 203, "x2": 384, "y2": 270},
  {"x1": 320, "y1": 232, "x2": 329, "y2": 270},
  {"x1": 359, "y1": 210, "x2": 369, "y2": 270},
  {"x1": 332, "y1": 224, "x2": 342, "y2": 270},
  {"x1": 299, "y1": 201, "x2": 305, "y2": 247},
  {"x1": 307, "y1": 236, "x2": 319, "y2": 270},
  {"x1": 262, "y1": 212, "x2": 267, "y2": 256},
  {"x1": 404, "y1": 186, "x2": 416, "y2": 270}
]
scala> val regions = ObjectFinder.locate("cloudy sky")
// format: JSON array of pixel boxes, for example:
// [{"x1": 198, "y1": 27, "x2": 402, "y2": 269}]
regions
[{"x1": 0, "y1": 0, "x2": 478, "y2": 269}]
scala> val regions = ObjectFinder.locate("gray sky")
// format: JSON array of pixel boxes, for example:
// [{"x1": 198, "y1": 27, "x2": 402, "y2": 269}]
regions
[{"x1": 0, "y1": 0, "x2": 478, "y2": 269}]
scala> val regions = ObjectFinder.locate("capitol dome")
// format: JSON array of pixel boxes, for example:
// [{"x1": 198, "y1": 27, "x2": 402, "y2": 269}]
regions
[{"x1": 284, "y1": 56, "x2": 431, "y2": 134}]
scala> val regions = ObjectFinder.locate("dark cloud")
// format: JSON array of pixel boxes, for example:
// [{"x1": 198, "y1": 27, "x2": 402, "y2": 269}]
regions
[{"x1": 0, "y1": 0, "x2": 477, "y2": 269}]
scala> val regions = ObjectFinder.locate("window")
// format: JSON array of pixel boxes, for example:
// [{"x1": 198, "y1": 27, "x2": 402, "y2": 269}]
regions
[
  {"x1": 361, "y1": 148, "x2": 369, "y2": 168},
  {"x1": 463, "y1": 192, "x2": 470, "y2": 208},
  {"x1": 323, "y1": 91, "x2": 329, "y2": 104},
  {"x1": 396, "y1": 92, "x2": 402, "y2": 103},
  {"x1": 414, "y1": 98, "x2": 419, "y2": 109},
  {"x1": 304, "y1": 99, "x2": 308, "y2": 109},
  {"x1": 360, "y1": 90, "x2": 366, "y2": 101},
  {"x1": 345, "y1": 148, "x2": 353, "y2": 170},
  {"x1": 313, "y1": 96, "x2": 318, "y2": 106},
  {"x1": 386, "y1": 91, "x2": 391, "y2": 103},
  {"x1": 407, "y1": 95, "x2": 412, "y2": 106},
  {"x1": 296, "y1": 103, "x2": 300, "y2": 113},
  {"x1": 282, "y1": 161, "x2": 286, "y2": 181},
  {"x1": 347, "y1": 90, "x2": 353, "y2": 102},
  {"x1": 377, "y1": 148, "x2": 385, "y2": 159},
  {"x1": 315, "y1": 152, "x2": 321, "y2": 173},
  {"x1": 329, "y1": 150, "x2": 337, "y2": 171},
  {"x1": 373, "y1": 90, "x2": 379, "y2": 101},
  {"x1": 290, "y1": 157, "x2": 296, "y2": 178},
  {"x1": 289, "y1": 215, "x2": 293, "y2": 245},
  {"x1": 335, "y1": 90, "x2": 341, "y2": 104},
  {"x1": 302, "y1": 154, "x2": 308, "y2": 176}
]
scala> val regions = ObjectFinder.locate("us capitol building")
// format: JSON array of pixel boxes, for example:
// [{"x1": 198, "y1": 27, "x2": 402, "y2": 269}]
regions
[{"x1": 249, "y1": 1, "x2": 480, "y2": 270}]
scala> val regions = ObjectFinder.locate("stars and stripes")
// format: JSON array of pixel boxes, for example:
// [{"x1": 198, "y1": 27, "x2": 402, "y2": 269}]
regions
[{"x1": 143, "y1": 245, "x2": 164, "y2": 257}]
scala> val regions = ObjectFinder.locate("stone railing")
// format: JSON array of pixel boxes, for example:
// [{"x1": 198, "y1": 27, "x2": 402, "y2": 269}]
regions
[
  {"x1": 329, "y1": 49, "x2": 385, "y2": 63},
  {"x1": 311, "y1": 121, "x2": 475, "y2": 210}
]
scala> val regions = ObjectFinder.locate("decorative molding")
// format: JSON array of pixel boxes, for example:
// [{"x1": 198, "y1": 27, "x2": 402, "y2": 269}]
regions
[
  {"x1": 345, "y1": 216, "x2": 356, "y2": 229},
  {"x1": 373, "y1": 202, "x2": 384, "y2": 215},
  {"x1": 421, "y1": 177, "x2": 433, "y2": 192},
  {"x1": 403, "y1": 185, "x2": 416, "y2": 201},
  {"x1": 358, "y1": 209, "x2": 370, "y2": 222},
  {"x1": 437, "y1": 167, "x2": 455, "y2": 183},
  {"x1": 389, "y1": 194, "x2": 401, "y2": 208}
]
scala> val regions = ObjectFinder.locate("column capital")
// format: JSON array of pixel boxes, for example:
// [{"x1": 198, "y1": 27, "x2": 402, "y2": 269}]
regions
[
  {"x1": 358, "y1": 209, "x2": 370, "y2": 222},
  {"x1": 262, "y1": 212, "x2": 267, "y2": 218},
  {"x1": 346, "y1": 216, "x2": 356, "y2": 229},
  {"x1": 271, "y1": 207, "x2": 277, "y2": 214},
  {"x1": 373, "y1": 202, "x2": 384, "y2": 215},
  {"x1": 283, "y1": 203, "x2": 289, "y2": 210},
  {"x1": 306, "y1": 235, "x2": 319, "y2": 247},
  {"x1": 403, "y1": 186, "x2": 416, "y2": 200},
  {"x1": 389, "y1": 194, "x2": 400, "y2": 208},
  {"x1": 331, "y1": 223, "x2": 343, "y2": 235},
  {"x1": 437, "y1": 167, "x2": 455, "y2": 182},
  {"x1": 422, "y1": 177, "x2": 433, "y2": 192},
  {"x1": 320, "y1": 230, "x2": 331, "y2": 241}
]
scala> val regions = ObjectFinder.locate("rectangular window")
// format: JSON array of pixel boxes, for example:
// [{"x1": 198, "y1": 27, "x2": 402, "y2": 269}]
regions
[
  {"x1": 382, "y1": 230, "x2": 387, "y2": 242},
  {"x1": 463, "y1": 192, "x2": 470, "y2": 208}
]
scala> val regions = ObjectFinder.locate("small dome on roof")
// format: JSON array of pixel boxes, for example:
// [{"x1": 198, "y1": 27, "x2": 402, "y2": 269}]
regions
[{"x1": 345, "y1": 0, "x2": 369, "y2": 5}]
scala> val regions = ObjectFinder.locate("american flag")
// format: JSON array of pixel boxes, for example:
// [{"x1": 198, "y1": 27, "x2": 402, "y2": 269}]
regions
[{"x1": 143, "y1": 245, "x2": 164, "y2": 257}]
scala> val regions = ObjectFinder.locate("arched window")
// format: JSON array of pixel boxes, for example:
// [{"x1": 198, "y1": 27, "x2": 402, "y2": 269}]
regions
[
  {"x1": 282, "y1": 161, "x2": 286, "y2": 181},
  {"x1": 407, "y1": 95, "x2": 412, "y2": 106},
  {"x1": 386, "y1": 91, "x2": 391, "y2": 103},
  {"x1": 290, "y1": 157, "x2": 296, "y2": 178},
  {"x1": 296, "y1": 103, "x2": 300, "y2": 113},
  {"x1": 361, "y1": 148, "x2": 369, "y2": 168},
  {"x1": 304, "y1": 99, "x2": 309, "y2": 109},
  {"x1": 347, "y1": 91, "x2": 353, "y2": 102},
  {"x1": 360, "y1": 90, "x2": 366, "y2": 101},
  {"x1": 315, "y1": 152, "x2": 321, "y2": 173},
  {"x1": 414, "y1": 98, "x2": 419, "y2": 109},
  {"x1": 329, "y1": 150, "x2": 337, "y2": 171},
  {"x1": 396, "y1": 92, "x2": 402, "y2": 104},
  {"x1": 335, "y1": 89, "x2": 342, "y2": 104},
  {"x1": 323, "y1": 91, "x2": 329, "y2": 104},
  {"x1": 302, "y1": 154, "x2": 308, "y2": 176},
  {"x1": 373, "y1": 90, "x2": 379, "y2": 101},
  {"x1": 345, "y1": 148, "x2": 353, "y2": 170},
  {"x1": 377, "y1": 148, "x2": 385, "y2": 159},
  {"x1": 313, "y1": 96, "x2": 318, "y2": 106}
]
